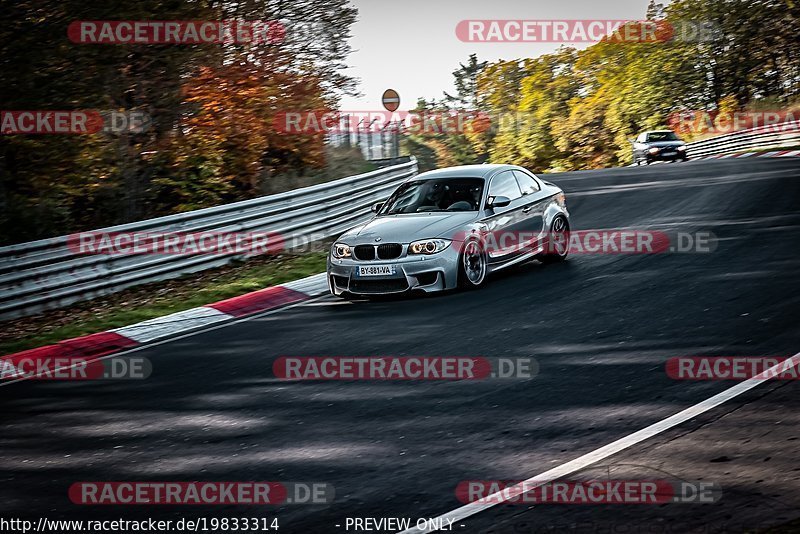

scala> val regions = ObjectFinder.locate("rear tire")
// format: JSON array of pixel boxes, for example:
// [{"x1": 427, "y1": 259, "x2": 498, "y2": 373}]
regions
[
  {"x1": 538, "y1": 215, "x2": 570, "y2": 264},
  {"x1": 457, "y1": 239, "x2": 488, "y2": 289}
]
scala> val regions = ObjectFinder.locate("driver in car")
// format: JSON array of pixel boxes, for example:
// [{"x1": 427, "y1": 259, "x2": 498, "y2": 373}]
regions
[{"x1": 419, "y1": 182, "x2": 447, "y2": 211}]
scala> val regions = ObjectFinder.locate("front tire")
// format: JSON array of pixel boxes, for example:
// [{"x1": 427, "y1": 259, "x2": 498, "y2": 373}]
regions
[
  {"x1": 538, "y1": 215, "x2": 570, "y2": 264},
  {"x1": 457, "y1": 239, "x2": 488, "y2": 289}
]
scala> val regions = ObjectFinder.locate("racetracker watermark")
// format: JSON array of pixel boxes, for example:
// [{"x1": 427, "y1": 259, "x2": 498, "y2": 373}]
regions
[
  {"x1": 67, "y1": 231, "x2": 284, "y2": 256},
  {"x1": 666, "y1": 356, "x2": 800, "y2": 380},
  {"x1": 69, "y1": 482, "x2": 333, "y2": 505},
  {"x1": 0, "y1": 356, "x2": 151, "y2": 381},
  {"x1": 456, "y1": 480, "x2": 721, "y2": 504},
  {"x1": 454, "y1": 230, "x2": 717, "y2": 256},
  {"x1": 668, "y1": 110, "x2": 800, "y2": 135},
  {"x1": 279, "y1": 109, "x2": 707, "y2": 136},
  {"x1": 455, "y1": 20, "x2": 718, "y2": 43},
  {"x1": 273, "y1": 110, "x2": 490, "y2": 135},
  {"x1": 68, "y1": 20, "x2": 285, "y2": 45},
  {"x1": 273, "y1": 356, "x2": 537, "y2": 380},
  {"x1": 1, "y1": 110, "x2": 151, "y2": 135}
]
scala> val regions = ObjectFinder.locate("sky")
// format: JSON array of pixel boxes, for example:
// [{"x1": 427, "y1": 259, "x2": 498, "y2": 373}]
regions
[{"x1": 341, "y1": 0, "x2": 659, "y2": 111}]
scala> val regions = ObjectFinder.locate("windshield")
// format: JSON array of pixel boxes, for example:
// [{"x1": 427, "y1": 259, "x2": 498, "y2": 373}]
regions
[
  {"x1": 379, "y1": 178, "x2": 484, "y2": 214},
  {"x1": 647, "y1": 131, "x2": 680, "y2": 142}
]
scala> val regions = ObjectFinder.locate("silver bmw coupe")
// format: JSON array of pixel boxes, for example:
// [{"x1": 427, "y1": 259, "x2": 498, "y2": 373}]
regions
[{"x1": 326, "y1": 164, "x2": 570, "y2": 298}]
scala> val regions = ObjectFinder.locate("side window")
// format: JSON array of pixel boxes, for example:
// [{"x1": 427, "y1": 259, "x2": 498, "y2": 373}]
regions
[
  {"x1": 513, "y1": 170, "x2": 540, "y2": 195},
  {"x1": 488, "y1": 171, "x2": 522, "y2": 202}
]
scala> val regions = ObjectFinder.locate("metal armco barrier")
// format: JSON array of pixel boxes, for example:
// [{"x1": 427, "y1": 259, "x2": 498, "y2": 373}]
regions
[
  {"x1": 0, "y1": 157, "x2": 418, "y2": 320},
  {"x1": 686, "y1": 120, "x2": 800, "y2": 158}
]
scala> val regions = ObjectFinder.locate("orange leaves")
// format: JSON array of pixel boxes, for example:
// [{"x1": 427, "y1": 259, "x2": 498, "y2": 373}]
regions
[{"x1": 171, "y1": 62, "x2": 329, "y2": 196}]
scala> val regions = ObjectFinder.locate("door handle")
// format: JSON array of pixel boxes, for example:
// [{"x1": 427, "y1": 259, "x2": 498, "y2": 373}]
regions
[{"x1": 522, "y1": 206, "x2": 532, "y2": 213}]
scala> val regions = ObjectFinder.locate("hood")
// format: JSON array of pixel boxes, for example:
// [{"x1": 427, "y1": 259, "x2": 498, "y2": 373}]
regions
[
  {"x1": 648, "y1": 140, "x2": 685, "y2": 148},
  {"x1": 338, "y1": 212, "x2": 477, "y2": 244}
]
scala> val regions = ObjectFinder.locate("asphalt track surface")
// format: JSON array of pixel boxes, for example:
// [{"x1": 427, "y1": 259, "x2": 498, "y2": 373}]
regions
[{"x1": 2, "y1": 158, "x2": 799, "y2": 533}]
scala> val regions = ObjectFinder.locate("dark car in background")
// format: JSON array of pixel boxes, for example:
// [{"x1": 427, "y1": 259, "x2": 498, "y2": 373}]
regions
[{"x1": 632, "y1": 130, "x2": 688, "y2": 165}]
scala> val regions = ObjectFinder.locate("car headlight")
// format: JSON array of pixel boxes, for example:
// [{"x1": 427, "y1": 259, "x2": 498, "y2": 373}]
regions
[
  {"x1": 331, "y1": 242, "x2": 351, "y2": 258},
  {"x1": 409, "y1": 239, "x2": 450, "y2": 255},
  {"x1": 677, "y1": 145, "x2": 687, "y2": 151},
  {"x1": 648, "y1": 147, "x2": 660, "y2": 154}
]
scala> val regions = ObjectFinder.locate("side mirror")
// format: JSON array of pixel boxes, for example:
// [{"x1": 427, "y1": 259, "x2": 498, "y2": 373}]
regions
[
  {"x1": 371, "y1": 202, "x2": 384, "y2": 213},
  {"x1": 628, "y1": 138, "x2": 636, "y2": 144},
  {"x1": 486, "y1": 195, "x2": 511, "y2": 209}
]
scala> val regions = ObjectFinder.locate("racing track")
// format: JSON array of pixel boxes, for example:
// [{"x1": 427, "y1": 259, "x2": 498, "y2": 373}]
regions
[{"x1": 1, "y1": 158, "x2": 799, "y2": 533}]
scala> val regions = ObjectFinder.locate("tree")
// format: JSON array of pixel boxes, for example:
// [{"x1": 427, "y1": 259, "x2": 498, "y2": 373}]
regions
[
  {"x1": 0, "y1": 0, "x2": 359, "y2": 244},
  {"x1": 444, "y1": 54, "x2": 488, "y2": 109},
  {"x1": 429, "y1": 0, "x2": 799, "y2": 171}
]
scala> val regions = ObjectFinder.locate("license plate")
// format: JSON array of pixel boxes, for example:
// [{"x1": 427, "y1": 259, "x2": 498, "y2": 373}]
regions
[
  {"x1": 357, "y1": 265, "x2": 396, "y2": 277},
  {"x1": 662, "y1": 151, "x2": 676, "y2": 156}
]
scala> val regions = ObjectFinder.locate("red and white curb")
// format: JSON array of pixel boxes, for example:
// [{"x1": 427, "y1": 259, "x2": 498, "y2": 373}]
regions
[
  {"x1": 2, "y1": 272, "x2": 329, "y2": 367},
  {"x1": 691, "y1": 149, "x2": 800, "y2": 160}
]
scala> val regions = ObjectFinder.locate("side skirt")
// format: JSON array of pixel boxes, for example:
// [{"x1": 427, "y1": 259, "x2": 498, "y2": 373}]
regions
[{"x1": 488, "y1": 245, "x2": 544, "y2": 273}]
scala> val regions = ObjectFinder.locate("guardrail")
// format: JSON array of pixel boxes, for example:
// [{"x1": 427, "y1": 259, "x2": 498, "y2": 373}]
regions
[
  {"x1": 686, "y1": 120, "x2": 800, "y2": 158},
  {"x1": 0, "y1": 157, "x2": 418, "y2": 320}
]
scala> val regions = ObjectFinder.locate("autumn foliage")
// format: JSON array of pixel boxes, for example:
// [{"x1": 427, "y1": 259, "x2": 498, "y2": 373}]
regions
[
  {"x1": 0, "y1": 0, "x2": 356, "y2": 244},
  {"x1": 407, "y1": 0, "x2": 800, "y2": 172}
]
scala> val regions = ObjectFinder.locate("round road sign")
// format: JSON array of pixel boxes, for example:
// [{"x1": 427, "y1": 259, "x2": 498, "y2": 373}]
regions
[{"x1": 382, "y1": 89, "x2": 400, "y2": 112}]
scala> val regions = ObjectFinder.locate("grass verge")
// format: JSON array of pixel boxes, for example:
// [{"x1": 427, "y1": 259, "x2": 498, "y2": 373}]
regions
[{"x1": 1, "y1": 251, "x2": 328, "y2": 356}]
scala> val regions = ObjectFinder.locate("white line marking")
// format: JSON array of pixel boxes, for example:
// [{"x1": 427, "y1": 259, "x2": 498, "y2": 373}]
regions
[{"x1": 398, "y1": 352, "x2": 800, "y2": 534}]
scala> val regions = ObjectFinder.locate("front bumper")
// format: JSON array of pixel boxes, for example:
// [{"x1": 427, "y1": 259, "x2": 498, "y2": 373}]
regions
[
  {"x1": 327, "y1": 245, "x2": 460, "y2": 296},
  {"x1": 647, "y1": 151, "x2": 687, "y2": 162}
]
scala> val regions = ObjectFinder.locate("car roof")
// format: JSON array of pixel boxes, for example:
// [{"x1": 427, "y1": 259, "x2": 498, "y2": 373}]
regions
[
  {"x1": 644, "y1": 130, "x2": 676, "y2": 134},
  {"x1": 411, "y1": 164, "x2": 519, "y2": 181}
]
